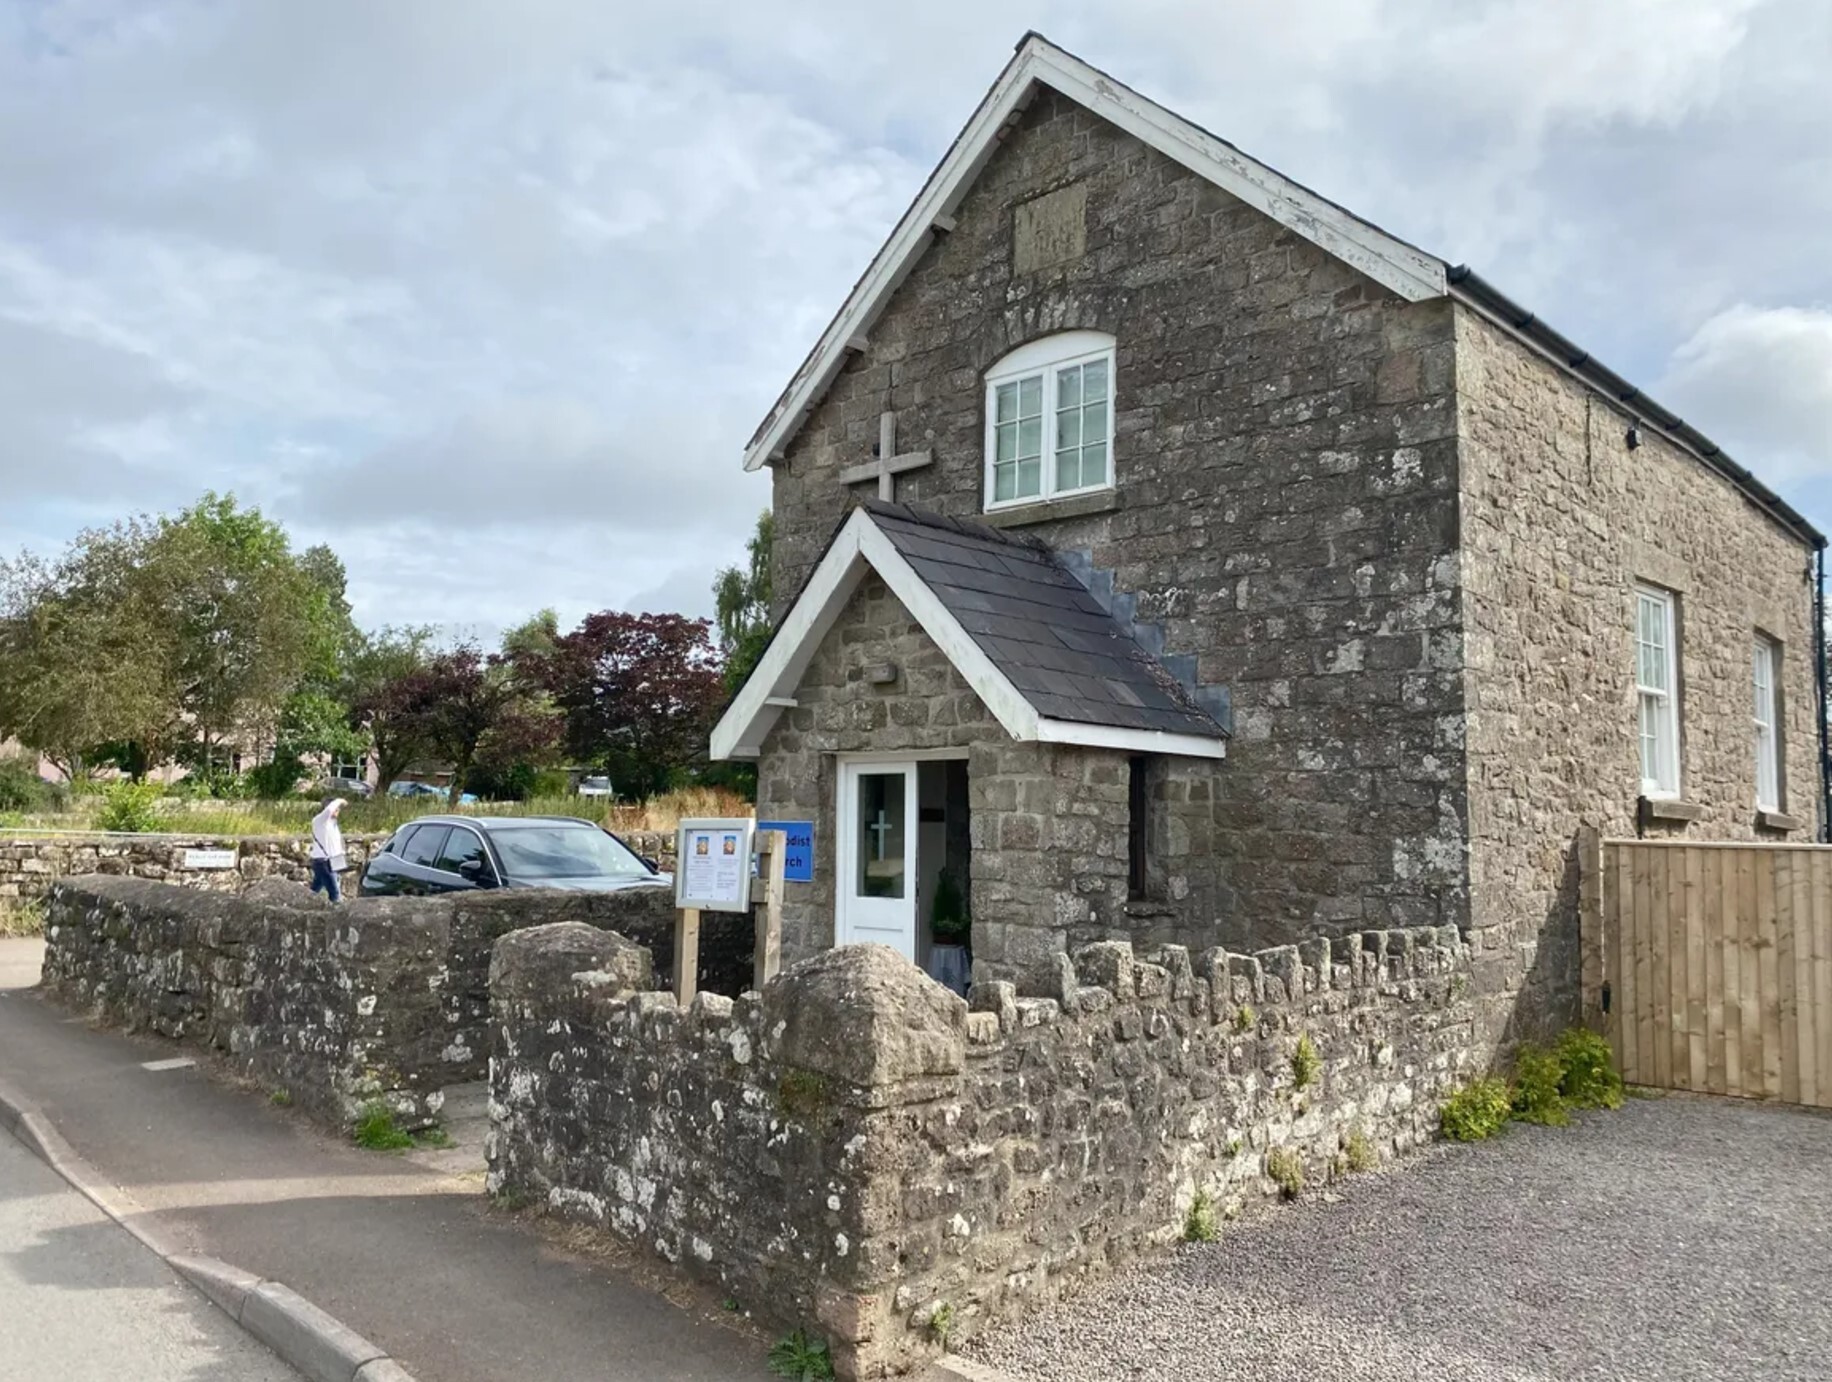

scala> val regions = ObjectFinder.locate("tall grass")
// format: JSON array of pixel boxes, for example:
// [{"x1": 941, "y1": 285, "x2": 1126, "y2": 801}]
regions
[{"x1": 0, "y1": 785, "x2": 752, "y2": 841}]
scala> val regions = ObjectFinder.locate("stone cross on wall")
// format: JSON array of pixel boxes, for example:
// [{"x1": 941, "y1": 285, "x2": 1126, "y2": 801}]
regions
[{"x1": 839, "y1": 411, "x2": 932, "y2": 501}]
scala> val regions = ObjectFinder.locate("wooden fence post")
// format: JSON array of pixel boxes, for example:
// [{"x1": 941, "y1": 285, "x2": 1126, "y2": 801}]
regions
[
  {"x1": 1577, "y1": 824, "x2": 1603, "y2": 1031},
  {"x1": 755, "y1": 828, "x2": 786, "y2": 992},
  {"x1": 673, "y1": 906, "x2": 701, "y2": 1007}
]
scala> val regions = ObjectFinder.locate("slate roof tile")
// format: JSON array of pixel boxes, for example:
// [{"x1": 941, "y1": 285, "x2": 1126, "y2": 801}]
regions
[{"x1": 864, "y1": 500, "x2": 1225, "y2": 741}]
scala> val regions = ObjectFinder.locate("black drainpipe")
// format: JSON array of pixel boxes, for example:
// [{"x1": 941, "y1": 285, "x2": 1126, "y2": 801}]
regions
[{"x1": 1817, "y1": 545, "x2": 1830, "y2": 842}]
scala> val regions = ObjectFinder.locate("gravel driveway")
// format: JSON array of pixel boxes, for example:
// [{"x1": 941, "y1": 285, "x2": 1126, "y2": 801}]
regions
[{"x1": 967, "y1": 1095, "x2": 1832, "y2": 1382}]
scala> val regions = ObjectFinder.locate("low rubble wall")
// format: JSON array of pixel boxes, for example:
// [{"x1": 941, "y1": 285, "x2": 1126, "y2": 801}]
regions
[
  {"x1": 0, "y1": 831, "x2": 381, "y2": 902},
  {"x1": 40, "y1": 875, "x2": 750, "y2": 1131},
  {"x1": 487, "y1": 924, "x2": 1480, "y2": 1378}
]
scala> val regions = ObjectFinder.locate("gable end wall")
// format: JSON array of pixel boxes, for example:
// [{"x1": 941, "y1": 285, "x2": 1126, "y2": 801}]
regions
[{"x1": 770, "y1": 88, "x2": 1471, "y2": 954}]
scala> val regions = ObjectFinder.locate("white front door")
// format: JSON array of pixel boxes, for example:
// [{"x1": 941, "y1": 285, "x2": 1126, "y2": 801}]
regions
[{"x1": 836, "y1": 760, "x2": 918, "y2": 960}]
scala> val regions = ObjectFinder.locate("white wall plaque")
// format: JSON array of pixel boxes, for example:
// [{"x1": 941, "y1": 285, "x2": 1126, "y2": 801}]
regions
[{"x1": 182, "y1": 848, "x2": 238, "y2": 871}]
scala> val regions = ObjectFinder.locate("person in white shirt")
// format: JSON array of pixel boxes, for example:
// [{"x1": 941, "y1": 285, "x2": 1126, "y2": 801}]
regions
[{"x1": 309, "y1": 797, "x2": 348, "y2": 903}]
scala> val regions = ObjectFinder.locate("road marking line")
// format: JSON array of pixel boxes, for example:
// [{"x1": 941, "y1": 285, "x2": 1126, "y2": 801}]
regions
[{"x1": 141, "y1": 1057, "x2": 197, "y2": 1072}]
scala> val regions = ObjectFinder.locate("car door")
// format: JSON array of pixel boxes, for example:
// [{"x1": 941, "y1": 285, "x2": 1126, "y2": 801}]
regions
[
  {"x1": 394, "y1": 824, "x2": 452, "y2": 895},
  {"x1": 432, "y1": 825, "x2": 497, "y2": 892},
  {"x1": 361, "y1": 826, "x2": 417, "y2": 896}
]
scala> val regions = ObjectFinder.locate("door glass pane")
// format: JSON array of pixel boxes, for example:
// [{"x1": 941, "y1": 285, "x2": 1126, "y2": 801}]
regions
[{"x1": 856, "y1": 772, "x2": 906, "y2": 899}]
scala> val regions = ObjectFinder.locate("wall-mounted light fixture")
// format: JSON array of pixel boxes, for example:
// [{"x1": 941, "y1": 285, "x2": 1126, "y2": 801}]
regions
[{"x1": 1626, "y1": 422, "x2": 1642, "y2": 450}]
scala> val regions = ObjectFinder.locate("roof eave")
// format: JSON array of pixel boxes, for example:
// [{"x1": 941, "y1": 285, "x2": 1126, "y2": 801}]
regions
[{"x1": 1448, "y1": 266, "x2": 1826, "y2": 551}]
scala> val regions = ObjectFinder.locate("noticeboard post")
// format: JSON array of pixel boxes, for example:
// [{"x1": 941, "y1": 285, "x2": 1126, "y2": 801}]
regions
[{"x1": 673, "y1": 818, "x2": 763, "y2": 1007}]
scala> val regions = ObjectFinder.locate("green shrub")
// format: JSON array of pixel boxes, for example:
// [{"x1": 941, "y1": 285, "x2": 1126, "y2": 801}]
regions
[
  {"x1": 530, "y1": 769, "x2": 573, "y2": 798},
  {"x1": 1265, "y1": 1147, "x2": 1305, "y2": 1199},
  {"x1": 352, "y1": 1102, "x2": 414, "y2": 1151},
  {"x1": 1440, "y1": 1077, "x2": 1513, "y2": 1142},
  {"x1": 0, "y1": 757, "x2": 47, "y2": 812},
  {"x1": 1343, "y1": 1128, "x2": 1377, "y2": 1173},
  {"x1": 95, "y1": 781, "x2": 166, "y2": 833},
  {"x1": 767, "y1": 1329, "x2": 834, "y2": 1381},
  {"x1": 1510, "y1": 1044, "x2": 1571, "y2": 1126},
  {"x1": 1291, "y1": 1033, "x2": 1321, "y2": 1090},
  {"x1": 1556, "y1": 1028, "x2": 1626, "y2": 1110},
  {"x1": 1183, "y1": 1190, "x2": 1219, "y2": 1243}
]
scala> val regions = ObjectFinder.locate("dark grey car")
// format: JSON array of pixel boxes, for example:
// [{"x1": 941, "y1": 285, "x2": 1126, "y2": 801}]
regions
[{"x1": 358, "y1": 815, "x2": 671, "y2": 897}]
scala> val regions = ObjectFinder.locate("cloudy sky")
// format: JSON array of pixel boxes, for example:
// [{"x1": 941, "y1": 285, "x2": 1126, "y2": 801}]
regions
[{"x1": 2, "y1": 1, "x2": 1828, "y2": 641}]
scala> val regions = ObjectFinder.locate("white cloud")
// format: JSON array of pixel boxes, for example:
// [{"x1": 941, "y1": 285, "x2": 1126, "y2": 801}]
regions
[
  {"x1": 1662, "y1": 304, "x2": 1832, "y2": 483},
  {"x1": 0, "y1": 0, "x2": 1828, "y2": 622}
]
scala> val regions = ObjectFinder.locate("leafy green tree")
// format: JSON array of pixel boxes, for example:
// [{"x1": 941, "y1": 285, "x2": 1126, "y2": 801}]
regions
[
  {"x1": 501, "y1": 608, "x2": 560, "y2": 659},
  {"x1": 712, "y1": 510, "x2": 773, "y2": 694},
  {"x1": 0, "y1": 518, "x2": 178, "y2": 778},
  {"x1": 147, "y1": 493, "x2": 325, "y2": 774}
]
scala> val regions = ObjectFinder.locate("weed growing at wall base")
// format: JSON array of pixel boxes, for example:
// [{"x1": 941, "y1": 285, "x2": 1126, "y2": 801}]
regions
[
  {"x1": 1183, "y1": 1190, "x2": 1219, "y2": 1243},
  {"x1": 1439, "y1": 1078, "x2": 1513, "y2": 1142},
  {"x1": 1265, "y1": 1147, "x2": 1304, "y2": 1200},
  {"x1": 1509, "y1": 1043, "x2": 1571, "y2": 1126},
  {"x1": 0, "y1": 896, "x2": 43, "y2": 938},
  {"x1": 352, "y1": 1102, "x2": 414, "y2": 1151},
  {"x1": 767, "y1": 1329, "x2": 834, "y2": 1381},
  {"x1": 1556, "y1": 1028, "x2": 1626, "y2": 1109}
]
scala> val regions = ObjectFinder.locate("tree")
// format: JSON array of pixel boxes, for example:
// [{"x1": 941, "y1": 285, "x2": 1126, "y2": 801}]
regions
[
  {"x1": 345, "y1": 626, "x2": 438, "y2": 792},
  {"x1": 367, "y1": 646, "x2": 559, "y2": 804},
  {"x1": 712, "y1": 510, "x2": 774, "y2": 694},
  {"x1": 501, "y1": 608, "x2": 560, "y2": 659},
  {"x1": 145, "y1": 493, "x2": 327, "y2": 774},
  {"x1": 0, "y1": 518, "x2": 179, "y2": 777},
  {"x1": 525, "y1": 612, "x2": 724, "y2": 799}
]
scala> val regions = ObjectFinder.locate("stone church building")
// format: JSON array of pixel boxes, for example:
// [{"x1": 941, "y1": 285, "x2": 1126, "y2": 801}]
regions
[{"x1": 711, "y1": 34, "x2": 1826, "y2": 1037}]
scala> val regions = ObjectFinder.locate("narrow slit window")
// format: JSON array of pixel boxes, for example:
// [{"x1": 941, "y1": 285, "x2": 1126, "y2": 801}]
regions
[
  {"x1": 1635, "y1": 586, "x2": 1680, "y2": 799},
  {"x1": 1753, "y1": 637, "x2": 1781, "y2": 811}
]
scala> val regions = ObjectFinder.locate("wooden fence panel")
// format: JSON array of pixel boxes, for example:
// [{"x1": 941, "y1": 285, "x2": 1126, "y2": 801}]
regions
[{"x1": 1592, "y1": 839, "x2": 1832, "y2": 1110}]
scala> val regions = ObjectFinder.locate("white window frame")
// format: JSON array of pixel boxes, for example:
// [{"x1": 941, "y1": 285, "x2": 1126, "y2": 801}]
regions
[
  {"x1": 1635, "y1": 585, "x2": 1681, "y2": 800},
  {"x1": 1753, "y1": 635, "x2": 1782, "y2": 812},
  {"x1": 983, "y1": 330, "x2": 1116, "y2": 511}
]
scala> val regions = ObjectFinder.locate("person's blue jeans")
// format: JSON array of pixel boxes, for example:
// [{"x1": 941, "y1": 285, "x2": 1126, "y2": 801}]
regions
[{"x1": 309, "y1": 858, "x2": 342, "y2": 903}]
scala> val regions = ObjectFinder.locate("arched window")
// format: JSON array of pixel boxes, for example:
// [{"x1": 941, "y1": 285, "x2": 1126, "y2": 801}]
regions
[{"x1": 983, "y1": 330, "x2": 1115, "y2": 510}]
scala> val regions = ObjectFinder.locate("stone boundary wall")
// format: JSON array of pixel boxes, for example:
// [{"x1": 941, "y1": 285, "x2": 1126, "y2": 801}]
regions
[
  {"x1": 487, "y1": 924, "x2": 1479, "y2": 1378},
  {"x1": 1, "y1": 827, "x2": 677, "y2": 905},
  {"x1": 42, "y1": 876, "x2": 751, "y2": 1132},
  {"x1": 0, "y1": 831, "x2": 381, "y2": 902}
]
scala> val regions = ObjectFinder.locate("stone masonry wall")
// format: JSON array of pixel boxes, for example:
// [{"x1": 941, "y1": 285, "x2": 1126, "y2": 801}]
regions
[
  {"x1": 40, "y1": 875, "x2": 749, "y2": 1132},
  {"x1": 1455, "y1": 308, "x2": 1823, "y2": 1038},
  {"x1": 488, "y1": 924, "x2": 1477, "y2": 1378},
  {"x1": 768, "y1": 87, "x2": 1469, "y2": 952},
  {"x1": 0, "y1": 831, "x2": 380, "y2": 903},
  {"x1": 0, "y1": 827, "x2": 678, "y2": 905}
]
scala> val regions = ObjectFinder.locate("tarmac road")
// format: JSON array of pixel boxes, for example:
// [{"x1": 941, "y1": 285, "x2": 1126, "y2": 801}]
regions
[{"x1": 0, "y1": 1127, "x2": 299, "y2": 1382}]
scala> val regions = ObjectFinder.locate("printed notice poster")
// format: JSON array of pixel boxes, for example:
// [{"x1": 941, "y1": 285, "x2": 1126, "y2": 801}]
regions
[{"x1": 674, "y1": 818, "x2": 755, "y2": 912}]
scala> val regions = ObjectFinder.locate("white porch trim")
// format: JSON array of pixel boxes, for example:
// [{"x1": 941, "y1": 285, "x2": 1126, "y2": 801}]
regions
[{"x1": 708, "y1": 507, "x2": 1225, "y2": 762}]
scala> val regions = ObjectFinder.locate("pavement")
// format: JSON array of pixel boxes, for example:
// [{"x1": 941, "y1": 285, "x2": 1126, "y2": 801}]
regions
[
  {"x1": 970, "y1": 1094, "x2": 1832, "y2": 1382},
  {"x1": 0, "y1": 1127, "x2": 301, "y2": 1382},
  {"x1": 0, "y1": 937, "x2": 770, "y2": 1382}
]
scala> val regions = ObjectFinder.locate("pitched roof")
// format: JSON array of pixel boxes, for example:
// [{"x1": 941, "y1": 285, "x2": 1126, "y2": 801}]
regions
[
  {"x1": 708, "y1": 503, "x2": 1226, "y2": 761},
  {"x1": 865, "y1": 503, "x2": 1222, "y2": 738},
  {"x1": 740, "y1": 33, "x2": 1823, "y2": 551}
]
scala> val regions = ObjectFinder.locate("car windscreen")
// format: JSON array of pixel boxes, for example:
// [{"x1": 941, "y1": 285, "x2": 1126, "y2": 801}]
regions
[{"x1": 490, "y1": 826, "x2": 651, "y2": 880}]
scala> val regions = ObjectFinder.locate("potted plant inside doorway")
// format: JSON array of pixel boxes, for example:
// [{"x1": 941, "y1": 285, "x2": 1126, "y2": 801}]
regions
[{"x1": 925, "y1": 872, "x2": 971, "y2": 996}]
